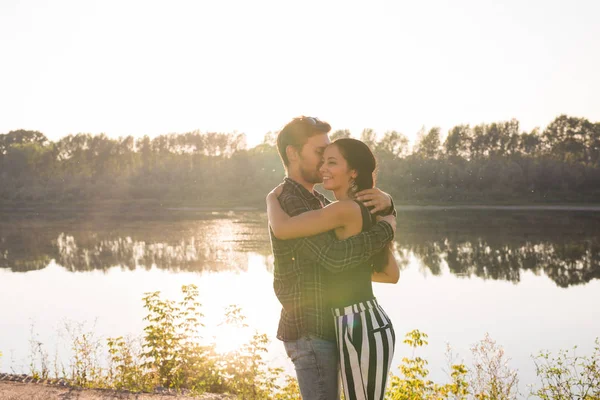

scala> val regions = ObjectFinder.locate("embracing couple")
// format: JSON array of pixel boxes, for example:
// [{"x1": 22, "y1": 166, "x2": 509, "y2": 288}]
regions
[{"x1": 266, "y1": 116, "x2": 400, "y2": 400}]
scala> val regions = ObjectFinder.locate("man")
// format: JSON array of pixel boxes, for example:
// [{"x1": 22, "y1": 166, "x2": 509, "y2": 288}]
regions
[{"x1": 268, "y1": 116, "x2": 396, "y2": 399}]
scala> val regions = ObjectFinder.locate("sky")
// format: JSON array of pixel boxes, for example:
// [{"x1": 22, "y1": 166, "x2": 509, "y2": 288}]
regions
[{"x1": 1, "y1": 0, "x2": 599, "y2": 148}]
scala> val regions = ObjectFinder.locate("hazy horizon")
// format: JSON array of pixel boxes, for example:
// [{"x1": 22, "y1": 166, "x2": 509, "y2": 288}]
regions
[{"x1": 2, "y1": 0, "x2": 599, "y2": 148}]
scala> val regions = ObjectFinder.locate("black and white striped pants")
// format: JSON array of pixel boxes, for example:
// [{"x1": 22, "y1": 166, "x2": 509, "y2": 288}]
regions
[{"x1": 332, "y1": 298, "x2": 395, "y2": 400}]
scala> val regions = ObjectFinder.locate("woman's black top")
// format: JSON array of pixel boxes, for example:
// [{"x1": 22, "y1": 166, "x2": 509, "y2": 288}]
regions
[{"x1": 327, "y1": 200, "x2": 380, "y2": 308}]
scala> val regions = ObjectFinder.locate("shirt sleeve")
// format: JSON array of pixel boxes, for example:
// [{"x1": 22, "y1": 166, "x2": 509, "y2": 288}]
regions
[
  {"x1": 373, "y1": 194, "x2": 397, "y2": 217},
  {"x1": 296, "y1": 221, "x2": 394, "y2": 273}
]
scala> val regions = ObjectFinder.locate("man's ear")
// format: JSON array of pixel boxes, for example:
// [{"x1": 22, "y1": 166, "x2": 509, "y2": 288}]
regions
[{"x1": 286, "y1": 145, "x2": 298, "y2": 164}]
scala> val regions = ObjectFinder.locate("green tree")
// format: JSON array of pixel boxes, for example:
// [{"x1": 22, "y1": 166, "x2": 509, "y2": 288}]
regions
[
  {"x1": 519, "y1": 128, "x2": 542, "y2": 156},
  {"x1": 360, "y1": 128, "x2": 377, "y2": 148},
  {"x1": 378, "y1": 130, "x2": 409, "y2": 158},
  {"x1": 415, "y1": 127, "x2": 441, "y2": 159},
  {"x1": 330, "y1": 129, "x2": 351, "y2": 141},
  {"x1": 262, "y1": 131, "x2": 277, "y2": 147},
  {"x1": 0, "y1": 129, "x2": 48, "y2": 154},
  {"x1": 543, "y1": 115, "x2": 594, "y2": 162},
  {"x1": 444, "y1": 125, "x2": 471, "y2": 158}
]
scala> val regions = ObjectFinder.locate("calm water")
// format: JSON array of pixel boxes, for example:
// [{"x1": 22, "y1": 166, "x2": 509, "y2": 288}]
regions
[{"x1": 1, "y1": 209, "x2": 600, "y2": 395}]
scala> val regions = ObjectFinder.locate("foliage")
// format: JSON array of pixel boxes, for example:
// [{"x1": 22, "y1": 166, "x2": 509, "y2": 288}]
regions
[
  {"x1": 17, "y1": 291, "x2": 600, "y2": 399},
  {"x1": 331, "y1": 129, "x2": 352, "y2": 141},
  {"x1": 387, "y1": 329, "x2": 469, "y2": 399},
  {"x1": 106, "y1": 336, "x2": 150, "y2": 391},
  {"x1": 273, "y1": 375, "x2": 302, "y2": 399},
  {"x1": 65, "y1": 321, "x2": 107, "y2": 388},
  {"x1": 210, "y1": 305, "x2": 281, "y2": 398},
  {"x1": 140, "y1": 284, "x2": 216, "y2": 391},
  {"x1": 24, "y1": 286, "x2": 292, "y2": 398},
  {"x1": 28, "y1": 325, "x2": 50, "y2": 380},
  {"x1": 387, "y1": 330, "x2": 522, "y2": 399},
  {"x1": 2, "y1": 114, "x2": 599, "y2": 208},
  {"x1": 531, "y1": 338, "x2": 600, "y2": 399},
  {"x1": 469, "y1": 333, "x2": 519, "y2": 399},
  {"x1": 415, "y1": 127, "x2": 442, "y2": 159},
  {"x1": 219, "y1": 331, "x2": 282, "y2": 398}
]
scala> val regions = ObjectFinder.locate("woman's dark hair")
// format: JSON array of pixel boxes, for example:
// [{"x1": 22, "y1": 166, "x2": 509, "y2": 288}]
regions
[
  {"x1": 332, "y1": 138, "x2": 386, "y2": 272},
  {"x1": 331, "y1": 138, "x2": 377, "y2": 192}
]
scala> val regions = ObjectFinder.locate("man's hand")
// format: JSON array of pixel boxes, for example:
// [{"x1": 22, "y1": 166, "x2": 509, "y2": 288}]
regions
[
  {"x1": 376, "y1": 214, "x2": 396, "y2": 233},
  {"x1": 356, "y1": 188, "x2": 392, "y2": 214}
]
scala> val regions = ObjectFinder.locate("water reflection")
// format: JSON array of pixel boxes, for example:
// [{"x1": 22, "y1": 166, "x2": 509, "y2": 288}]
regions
[
  {"x1": 1, "y1": 211, "x2": 600, "y2": 287},
  {"x1": 0, "y1": 213, "x2": 271, "y2": 273},
  {"x1": 395, "y1": 210, "x2": 600, "y2": 287},
  {"x1": 54, "y1": 231, "x2": 247, "y2": 272},
  {"x1": 404, "y1": 239, "x2": 600, "y2": 287}
]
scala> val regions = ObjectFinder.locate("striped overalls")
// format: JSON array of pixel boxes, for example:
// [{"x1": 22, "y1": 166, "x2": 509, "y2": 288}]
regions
[{"x1": 332, "y1": 298, "x2": 396, "y2": 400}]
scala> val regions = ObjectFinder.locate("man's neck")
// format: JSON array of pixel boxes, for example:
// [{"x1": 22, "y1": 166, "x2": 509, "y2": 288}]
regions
[{"x1": 286, "y1": 173, "x2": 314, "y2": 194}]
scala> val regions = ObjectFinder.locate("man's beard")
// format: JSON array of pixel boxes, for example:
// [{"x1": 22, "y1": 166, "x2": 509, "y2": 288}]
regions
[{"x1": 300, "y1": 164, "x2": 322, "y2": 184}]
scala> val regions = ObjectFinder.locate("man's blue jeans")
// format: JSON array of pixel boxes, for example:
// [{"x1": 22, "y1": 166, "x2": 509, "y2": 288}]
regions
[{"x1": 284, "y1": 335, "x2": 340, "y2": 400}]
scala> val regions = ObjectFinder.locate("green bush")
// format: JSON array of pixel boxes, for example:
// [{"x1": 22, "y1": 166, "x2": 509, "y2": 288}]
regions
[
  {"x1": 532, "y1": 338, "x2": 600, "y2": 399},
  {"x1": 387, "y1": 329, "x2": 469, "y2": 399},
  {"x1": 27, "y1": 284, "x2": 299, "y2": 399},
  {"x1": 20, "y1": 287, "x2": 598, "y2": 399},
  {"x1": 211, "y1": 305, "x2": 282, "y2": 398},
  {"x1": 138, "y1": 285, "x2": 219, "y2": 392}
]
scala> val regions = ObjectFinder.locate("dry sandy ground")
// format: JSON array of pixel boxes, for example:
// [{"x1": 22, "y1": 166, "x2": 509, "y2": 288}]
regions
[{"x1": 0, "y1": 380, "x2": 232, "y2": 400}]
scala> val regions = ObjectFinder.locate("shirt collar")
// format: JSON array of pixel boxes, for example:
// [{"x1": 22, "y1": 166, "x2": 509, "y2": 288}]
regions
[{"x1": 284, "y1": 177, "x2": 325, "y2": 202}]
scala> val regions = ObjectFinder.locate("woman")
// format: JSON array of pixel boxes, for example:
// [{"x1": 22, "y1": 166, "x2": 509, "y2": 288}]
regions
[{"x1": 266, "y1": 138, "x2": 398, "y2": 400}]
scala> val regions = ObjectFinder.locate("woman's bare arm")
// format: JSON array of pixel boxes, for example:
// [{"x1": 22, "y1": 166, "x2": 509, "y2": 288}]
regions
[{"x1": 266, "y1": 191, "x2": 358, "y2": 240}]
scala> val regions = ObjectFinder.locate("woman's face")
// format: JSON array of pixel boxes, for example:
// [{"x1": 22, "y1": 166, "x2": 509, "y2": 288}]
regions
[{"x1": 319, "y1": 144, "x2": 356, "y2": 193}]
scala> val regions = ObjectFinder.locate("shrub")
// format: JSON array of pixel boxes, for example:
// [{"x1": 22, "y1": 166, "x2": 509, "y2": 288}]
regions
[
  {"x1": 532, "y1": 338, "x2": 600, "y2": 399},
  {"x1": 469, "y1": 333, "x2": 519, "y2": 399},
  {"x1": 387, "y1": 329, "x2": 469, "y2": 399}
]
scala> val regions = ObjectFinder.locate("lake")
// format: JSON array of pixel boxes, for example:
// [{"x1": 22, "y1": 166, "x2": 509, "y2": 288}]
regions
[{"x1": 1, "y1": 209, "x2": 599, "y2": 396}]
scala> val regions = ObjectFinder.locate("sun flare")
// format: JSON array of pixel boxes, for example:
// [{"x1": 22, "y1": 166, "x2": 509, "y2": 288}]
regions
[{"x1": 197, "y1": 253, "x2": 279, "y2": 354}]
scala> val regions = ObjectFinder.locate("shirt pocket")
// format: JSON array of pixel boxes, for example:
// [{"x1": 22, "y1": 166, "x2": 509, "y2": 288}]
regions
[
  {"x1": 370, "y1": 323, "x2": 391, "y2": 334},
  {"x1": 273, "y1": 254, "x2": 301, "y2": 295}
]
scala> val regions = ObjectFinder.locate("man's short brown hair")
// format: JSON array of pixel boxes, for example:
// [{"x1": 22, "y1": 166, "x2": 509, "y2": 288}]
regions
[{"x1": 276, "y1": 116, "x2": 331, "y2": 167}]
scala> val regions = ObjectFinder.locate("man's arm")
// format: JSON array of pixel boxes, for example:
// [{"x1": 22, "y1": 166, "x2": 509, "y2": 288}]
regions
[
  {"x1": 278, "y1": 191, "x2": 396, "y2": 273},
  {"x1": 296, "y1": 219, "x2": 395, "y2": 274}
]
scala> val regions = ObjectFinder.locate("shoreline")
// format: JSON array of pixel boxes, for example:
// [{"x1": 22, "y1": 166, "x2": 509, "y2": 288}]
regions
[
  {"x1": 0, "y1": 373, "x2": 231, "y2": 400},
  {"x1": 2, "y1": 203, "x2": 600, "y2": 215}
]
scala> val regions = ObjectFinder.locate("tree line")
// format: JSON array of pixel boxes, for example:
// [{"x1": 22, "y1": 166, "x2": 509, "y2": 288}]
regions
[{"x1": 1, "y1": 114, "x2": 599, "y2": 207}]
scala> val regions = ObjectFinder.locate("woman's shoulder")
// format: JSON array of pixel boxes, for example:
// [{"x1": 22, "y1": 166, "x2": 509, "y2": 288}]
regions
[{"x1": 324, "y1": 199, "x2": 362, "y2": 219}]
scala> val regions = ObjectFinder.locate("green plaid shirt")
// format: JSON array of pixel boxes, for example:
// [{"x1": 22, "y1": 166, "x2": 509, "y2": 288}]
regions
[{"x1": 270, "y1": 178, "x2": 395, "y2": 341}]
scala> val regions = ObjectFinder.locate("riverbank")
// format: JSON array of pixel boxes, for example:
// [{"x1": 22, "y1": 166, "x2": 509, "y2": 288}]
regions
[{"x1": 0, "y1": 374, "x2": 232, "y2": 400}]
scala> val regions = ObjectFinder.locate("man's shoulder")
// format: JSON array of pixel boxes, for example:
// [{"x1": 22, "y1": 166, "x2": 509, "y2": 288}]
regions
[
  {"x1": 279, "y1": 182, "x2": 306, "y2": 202},
  {"x1": 279, "y1": 186, "x2": 301, "y2": 201},
  {"x1": 279, "y1": 190, "x2": 310, "y2": 216}
]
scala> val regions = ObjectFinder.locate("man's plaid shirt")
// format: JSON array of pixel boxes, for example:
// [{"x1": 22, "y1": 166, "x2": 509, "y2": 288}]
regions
[{"x1": 269, "y1": 178, "x2": 395, "y2": 342}]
